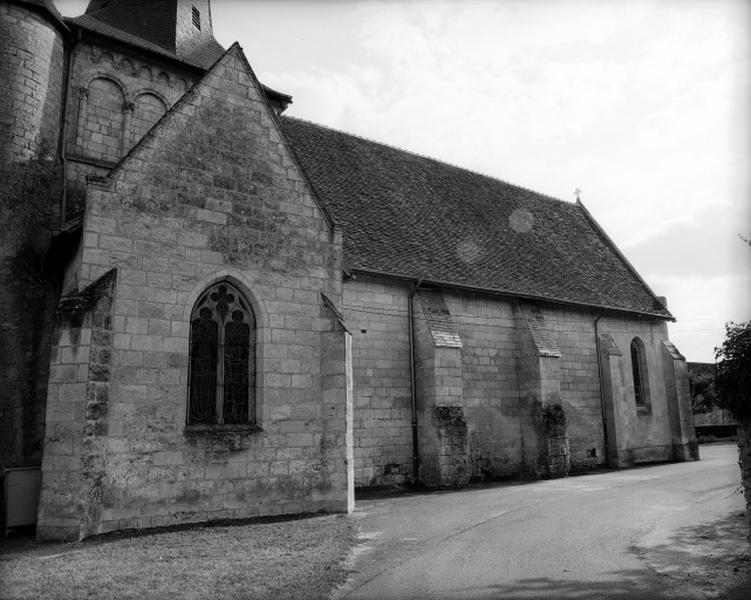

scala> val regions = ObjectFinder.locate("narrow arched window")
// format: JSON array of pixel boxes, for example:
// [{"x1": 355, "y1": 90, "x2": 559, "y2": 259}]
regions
[
  {"x1": 630, "y1": 338, "x2": 648, "y2": 407},
  {"x1": 188, "y1": 282, "x2": 255, "y2": 424}
]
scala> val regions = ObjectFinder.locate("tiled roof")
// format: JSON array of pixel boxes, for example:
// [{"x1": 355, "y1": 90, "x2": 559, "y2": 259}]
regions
[
  {"x1": 280, "y1": 117, "x2": 672, "y2": 319},
  {"x1": 68, "y1": 14, "x2": 221, "y2": 70},
  {"x1": 178, "y1": 36, "x2": 226, "y2": 71},
  {"x1": 83, "y1": 0, "x2": 178, "y2": 52}
]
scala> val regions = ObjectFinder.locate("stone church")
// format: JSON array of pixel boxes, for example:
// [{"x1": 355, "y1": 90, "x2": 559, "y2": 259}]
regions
[{"x1": 0, "y1": 0, "x2": 697, "y2": 540}]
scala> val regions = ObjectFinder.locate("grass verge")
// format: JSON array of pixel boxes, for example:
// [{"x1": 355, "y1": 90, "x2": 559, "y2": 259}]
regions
[{"x1": 0, "y1": 514, "x2": 356, "y2": 600}]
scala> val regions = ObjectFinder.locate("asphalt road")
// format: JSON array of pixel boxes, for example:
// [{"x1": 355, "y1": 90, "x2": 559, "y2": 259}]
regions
[{"x1": 337, "y1": 444, "x2": 749, "y2": 600}]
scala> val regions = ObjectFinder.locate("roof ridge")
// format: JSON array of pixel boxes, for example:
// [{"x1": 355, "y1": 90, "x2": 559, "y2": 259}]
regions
[{"x1": 282, "y1": 115, "x2": 575, "y2": 208}]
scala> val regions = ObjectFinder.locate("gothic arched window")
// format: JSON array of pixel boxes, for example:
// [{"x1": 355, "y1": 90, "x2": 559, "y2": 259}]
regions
[
  {"x1": 630, "y1": 337, "x2": 649, "y2": 408},
  {"x1": 188, "y1": 282, "x2": 255, "y2": 425}
]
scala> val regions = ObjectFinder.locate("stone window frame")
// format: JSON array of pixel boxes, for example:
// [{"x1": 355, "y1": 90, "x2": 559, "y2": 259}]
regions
[
  {"x1": 630, "y1": 337, "x2": 651, "y2": 414},
  {"x1": 132, "y1": 89, "x2": 169, "y2": 112},
  {"x1": 128, "y1": 90, "x2": 169, "y2": 149},
  {"x1": 192, "y1": 6, "x2": 201, "y2": 30},
  {"x1": 73, "y1": 74, "x2": 173, "y2": 163},
  {"x1": 186, "y1": 280, "x2": 257, "y2": 428},
  {"x1": 74, "y1": 74, "x2": 128, "y2": 161}
]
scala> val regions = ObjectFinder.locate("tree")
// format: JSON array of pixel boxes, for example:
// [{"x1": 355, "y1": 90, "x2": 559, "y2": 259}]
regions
[
  {"x1": 689, "y1": 370, "x2": 719, "y2": 415},
  {"x1": 714, "y1": 321, "x2": 751, "y2": 521}
]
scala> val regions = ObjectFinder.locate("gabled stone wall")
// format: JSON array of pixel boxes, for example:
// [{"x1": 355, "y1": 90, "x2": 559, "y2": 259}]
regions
[{"x1": 38, "y1": 46, "x2": 350, "y2": 540}]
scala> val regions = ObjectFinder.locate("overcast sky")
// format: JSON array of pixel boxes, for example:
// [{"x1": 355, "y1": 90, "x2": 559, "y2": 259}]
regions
[{"x1": 58, "y1": 0, "x2": 750, "y2": 362}]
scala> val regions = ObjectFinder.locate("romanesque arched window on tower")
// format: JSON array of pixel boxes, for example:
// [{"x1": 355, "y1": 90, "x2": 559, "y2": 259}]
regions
[
  {"x1": 78, "y1": 77, "x2": 125, "y2": 162},
  {"x1": 130, "y1": 92, "x2": 167, "y2": 150},
  {"x1": 188, "y1": 281, "x2": 255, "y2": 425}
]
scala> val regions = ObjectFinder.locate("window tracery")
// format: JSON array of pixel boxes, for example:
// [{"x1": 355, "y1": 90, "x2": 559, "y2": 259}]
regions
[{"x1": 188, "y1": 282, "x2": 255, "y2": 425}]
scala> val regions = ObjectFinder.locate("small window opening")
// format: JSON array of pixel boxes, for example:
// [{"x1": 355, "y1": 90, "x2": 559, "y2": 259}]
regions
[
  {"x1": 630, "y1": 337, "x2": 648, "y2": 408},
  {"x1": 192, "y1": 6, "x2": 201, "y2": 30}
]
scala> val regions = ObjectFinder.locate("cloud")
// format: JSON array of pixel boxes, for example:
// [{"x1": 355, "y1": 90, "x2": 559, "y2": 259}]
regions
[
  {"x1": 655, "y1": 272, "x2": 751, "y2": 361},
  {"x1": 625, "y1": 202, "x2": 751, "y2": 278}
]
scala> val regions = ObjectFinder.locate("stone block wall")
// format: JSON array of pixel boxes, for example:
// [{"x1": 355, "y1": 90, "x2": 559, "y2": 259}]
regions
[
  {"x1": 413, "y1": 294, "x2": 468, "y2": 487},
  {"x1": 130, "y1": 92, "x2": 169, "y2": 144},
  {"x1": 0, "y1": 2, "x2": 65, "y2": 164},
  {"x1": 545, "y1": 309, "x2": 605, "y2": 469},
  {"x1": 38, "y1": 270, "x2": 116, "y2": 540},
  {"x1": 444, "y1": 291, "x2": 524, "y2": 479},
  {"x1": 38, "y1": 46, "x2": 349, "y2": 540},
  {"x1": 531, "y1": 308, "x2": 682, "y2": 469},
  {"x1": 514, "y1": 302, "x2": 570, "y2": 478},
  {"x1": 346, "y1": 277, "x2": 689, "y2": 486},
  {"x1": 343, "y1": 277, "x2": 413, "y2": 486},
  {"x1": 63, "y1": 38, "x2": 196, "y2": 217},
  {"x1": 609, "y1": 317, "x2": 677, "y2": 463},
  {"x1": 596, "y1": 317, "x2": 681, "y2": 467},
  {"x1": 431, "y1": 406, "x2": 470, "y2": 488},
  {"x1": 346, "y1": 283, "x2": 526, "y2": 487},
  {"x1": 0, "y1": 2, "x2": 65, "y2": 474}
]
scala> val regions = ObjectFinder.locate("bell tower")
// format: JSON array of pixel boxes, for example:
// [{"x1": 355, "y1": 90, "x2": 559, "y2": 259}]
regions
[
  {"x1": 0, "y1": 0, "x2": 68, "y2": 471},
  {"x1": 174, "y1": 0, "x2": 218, "y2": 64},
  {"x1": 83, "y1": 0, "x2": 223, "y2": 68}
]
